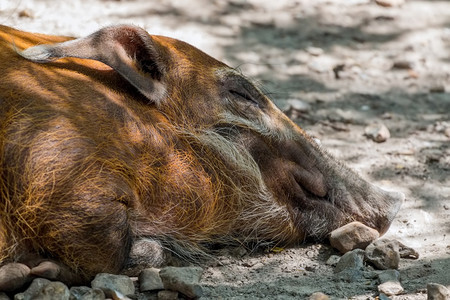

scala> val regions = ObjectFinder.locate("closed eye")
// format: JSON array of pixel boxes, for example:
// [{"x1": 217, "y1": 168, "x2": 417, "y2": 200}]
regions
[{"x1": 229, "y1": 90, "x2": 259, "y2": 107}]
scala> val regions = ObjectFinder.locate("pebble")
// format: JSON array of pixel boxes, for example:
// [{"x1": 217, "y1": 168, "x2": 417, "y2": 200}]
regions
[
  {"x1": 0, "y1": 263, "x2": 31, "y2": 292},
  {"x1": 306, "y1": 47, "x2": 324, "y2": 56},
  {"x1": 35, "y1": 281, "x2": 70, "y2": 300},
  {"x1": 335, "y1": 249, "x2": 365, "y2": 273},
  {"x1": 334, "y1": 249, "x2": 365, "y2": 282},
  {"x1": 377, "y1": 269, "x2": 403, "y2": 296},
  {"x1": 14, "y1": 278, "x2": 51, "y2": 300},
  {"x1": 159, "y1": 266, "x2": 203, "y2": 299},
  {"x1": 286, "y1": 99, "x2": 311, "y2": 113},
  {"x1": 70, "y1": 286, "x2": 106, "y2": 300},
  {"x1": 329, "y1": 221, "x2": 380, "y2": 254},
  {"x1": 139, "y1": 268, "x2": 164, "y2": 292},
  {"x1": 91, "y1": 273, "x2": 135, "y2": 298},
  {"x1": 378, "y1": 293, "x2": 391, "y2": 300},
  {"x1": 375, "y1": 0, "x2": 405, "y2": 7},
  {"x1": 365, "y1": 239, "x2": 400, "y2": 270},
  {"x1": 326, "y1": 255, "x2": 341, "y2": 266},
  {"x1": 157, "y1": 290, "x2": 179, "y2": 300},
  {"x1": 18, "y1": 9, "x2": 34, "y2": 18},
  {"x1": 392, "y1": 60, "x2": 412, "y2": 70},
  {"x1": 309, "y1": 291, "x2": 330, "y2": 299},
  {"x1": 445, "y1": 128, "x2": 450, "y2": 138},
  {"x1": 427, "y1": 283, "x2": 450, "y2": 300},
  {"x1": 364, "y1": 123, "x2": 390, "y2": 143},
  {"x1": 398, "y1": 241, "x2": 419, "y2": 259}
]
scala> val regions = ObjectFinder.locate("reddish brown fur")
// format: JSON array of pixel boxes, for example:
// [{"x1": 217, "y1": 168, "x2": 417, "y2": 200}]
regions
[{"x1": 0, "y1": 25, "x2": 403, "y2": 285}]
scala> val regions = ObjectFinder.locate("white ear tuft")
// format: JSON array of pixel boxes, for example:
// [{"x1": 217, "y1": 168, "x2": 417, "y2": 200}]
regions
[{"x1": 19, "y1": 45, "x2": 55, "y2": 63}]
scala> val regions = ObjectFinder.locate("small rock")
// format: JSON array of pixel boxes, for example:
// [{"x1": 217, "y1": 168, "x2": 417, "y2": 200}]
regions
[
  {"x1": 34, "y1": 281, "x2": 70, "y2": 300},
  {"x1": 18, "y1": 9, "x2": 34, "y2": 18},
  {"x1": 159, "y1": 267, "x2": 203, "y2": 299},
  {"x1": 157, "y1": 290, "x2": 179, "y2": 300},
  {"x1": 365, "y1": 123, "x2": 390, "y2": 143},
  {"x1": 430, "y1": 85, "x2": 445, "y2": 93},
  {"x1": 398, "y1": 241, "x2": 419, "y2": 259},
  {"x1": 329, "y1": 221, "x2": 380, "y2": 254},
  {"x1": 308, "y1": 57, "x2": 334, "y2": 73},
  {"x1": 326, "y1": 255, "x2": 341, "y2": 266},
  {"x1": 335, "y1": 249, "x2": 365, "y2": 273},
  {"x1": 139, "y1": 268, "x2": 164, "y2": 292},
  {"x1": 427, "y1": 283, "x2": 450, "y2": 300},
  {"x1": 334, "y1": 249, "x2": 365, "y2": 282},
  {"x1": 91, "y1": 273, "x2": 135, "y2": 298},
  {"x1": 306, "y1": 47, "x2": 324, "y2": 56},
  {"x1": 309, "y1": 291, "x2": 330, "y2": 299},
  {"x1": 0, "y1": 263, "x2": 31, "y2": 292},
  {"x1": 110, "y1": 290, "x2": 131, "y2": 300},
  {"x1": 444, "y1": 128, "x2": 450, "y2": 138},
  {"x1": 328, "y1": 109, "x2": 354, "y2": 124},
  {"x1": 70, "y1": 286, "x2": 105, "y2": 300},
  {"x1": 378, "y1": 293, "x2": 391, "y2": 300},
  {"x1": 365, "y1": 239, "x2": 400, "y2": 270},
  {"x1": 378, "y1": 269, "x2": 401, "y2": 283},
  {"x1": 378, "y1": 270, "x2": 403, "y2": 296},
  {"x1": 392, "y1": 60, "x2": 412, "y2": 70},
  {"x1": 286, "y1": 99, "x2": 311, "y2": 113},
  {"x1": 0, "y1": 293, "x2": 8, "y2": 300},
  {"x1": 14, "y1": 278, "x2": 51, "y2": 300},
  {"x1": 375, "y1": 0, "x2": 405, "y2": 7}
]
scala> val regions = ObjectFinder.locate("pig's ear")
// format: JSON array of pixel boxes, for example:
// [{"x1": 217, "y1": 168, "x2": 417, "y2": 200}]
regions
[{"x1": 19, "y1": 25, "x2": 167, "y2": 104}]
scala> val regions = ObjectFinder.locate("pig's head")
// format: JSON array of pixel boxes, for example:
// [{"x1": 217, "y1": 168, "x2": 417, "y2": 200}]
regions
[{"x1": 19, "y1": 25, "x2": 403, "y2": 240}]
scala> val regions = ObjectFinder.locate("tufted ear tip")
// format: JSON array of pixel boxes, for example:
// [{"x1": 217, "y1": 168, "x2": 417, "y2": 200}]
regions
[
  {"x1": 18, "y1": 44, "x2": 55, "y2": 63},
  {"x1": 20, "y1": 25, "x2": 167, "y2": 104}
]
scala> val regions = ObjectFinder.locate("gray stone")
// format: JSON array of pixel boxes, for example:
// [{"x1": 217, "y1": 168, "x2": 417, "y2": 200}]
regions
[
  {"x1": 365, "y1": 239, "x2": 400, "y2": 270},
  {"x1": 398, "y1": 241, "x2": 419, "y2": 259},
  {"x1": 427, "y1": 283, "x2": 450, "y2": 300},
  {"x1": 309, "y1": 291, "x2": 329, "y2": 299},
  {"x1": 325, "y1": 255, "x2": 340, "y2": 266},
  {"x1": 286, "y1": 99, "x2": 311, "y2": 113},
  {"x1": 335, "y1": 249, "x2": 365, "y2": 273},
  {"x1": 33, "y1": 281, "x2": 70, "y2": 300},
  {"x1": 329, "y1": 221, "x2": 380, "y2": 254},
  {"x1": 14, "y1": 278, "x2": 51, "y2": 300},
  {"x1": 378, "y1": 269, "x2": 403, "y2": 296},
  {"x1": 377, "y1": 293, "x2": 391, "y2": 300},
  {"x1": 139, "y1": 268, "x2": 164, "y2": 292},
  {"x1": 334, "y1": 249, "x2": 365, "y2": 282},
  {"x1": 365, "y1": 123, "x2": 390, "y2": 143},
  {"x1": 91, "y1": 273, "x2": 135, "y2": 298},
  {"x1": 70, "y1": 286, "x2": 105, "y2": 300},
  {"x1": 159, "y1": 266, "x2": 203, "y2": 299},
  {"x1": 157, "y1": 290, "x2": 178, "y2": 300},
  {"x1": 378, "y1": 269, "x2": 401, "y2": 284}
]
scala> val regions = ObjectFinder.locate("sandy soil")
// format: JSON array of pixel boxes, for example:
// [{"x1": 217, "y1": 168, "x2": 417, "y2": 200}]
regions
[{"x1": 1, "y1": 0, "x2": 449, "y2": 299}]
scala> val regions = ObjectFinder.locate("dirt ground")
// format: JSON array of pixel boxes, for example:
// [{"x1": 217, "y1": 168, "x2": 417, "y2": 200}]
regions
[{"x1": 1, "y1": 0, "x2": 449, "y2": 299}]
